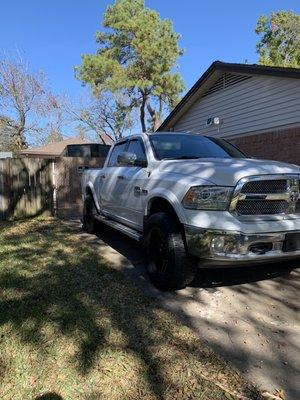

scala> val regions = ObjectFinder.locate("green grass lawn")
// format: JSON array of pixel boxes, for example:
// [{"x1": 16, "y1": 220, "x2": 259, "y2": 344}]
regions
[{"x1": 0, "y1": 218, "x2": 261, "y2": 400}]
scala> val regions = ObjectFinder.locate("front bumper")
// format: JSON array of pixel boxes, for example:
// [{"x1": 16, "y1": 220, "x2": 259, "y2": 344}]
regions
[{"x1": 184, "y1": 225, "x2": 300, "y2": 266}]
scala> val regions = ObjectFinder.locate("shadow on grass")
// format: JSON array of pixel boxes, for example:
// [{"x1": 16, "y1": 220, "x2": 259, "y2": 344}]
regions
[
  {"x1": 35, "y1": 393, "x2": 63, "y2": 400},
  {"x1": 87, "y1": 220, "x2": 299, "y2": 400},
  {"x1": 0, "y1": 218, "x2": 258, "y2": 400}
]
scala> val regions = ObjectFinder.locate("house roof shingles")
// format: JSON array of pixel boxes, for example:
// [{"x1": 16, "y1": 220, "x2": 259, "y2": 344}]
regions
[
  {"x1": 20, "y1": 138, "x2": 92, "y2": 157},
  {"x1": 20, "y1": 135, "x2": 115, "y2": 157},
  {"x1": 100, "y1": 132, "x2": 115, "y2": 146}
]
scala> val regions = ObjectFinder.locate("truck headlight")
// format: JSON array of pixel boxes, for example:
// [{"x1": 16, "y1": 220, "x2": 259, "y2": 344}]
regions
[{"x1": 182, "y1": 186, "x2": 233, "y2": 210}]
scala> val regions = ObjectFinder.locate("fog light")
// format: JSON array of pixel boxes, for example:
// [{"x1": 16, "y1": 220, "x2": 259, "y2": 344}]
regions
[
  {"x1": 211, "y1": 235, "x2": 239, "y2": 255},
  {"x1": 211, "y1": 236, "x2": 226, "y2": 253}
]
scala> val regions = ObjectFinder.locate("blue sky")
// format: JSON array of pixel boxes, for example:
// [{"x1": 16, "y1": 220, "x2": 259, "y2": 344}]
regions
[{"x1": 0, "y1": 0, "x2": 299, "y2": 97}]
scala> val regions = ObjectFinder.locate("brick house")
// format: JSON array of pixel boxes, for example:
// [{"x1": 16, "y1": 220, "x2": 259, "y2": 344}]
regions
[{"x1": 157, "y1": 62, "x2": 300, "y2": 165}]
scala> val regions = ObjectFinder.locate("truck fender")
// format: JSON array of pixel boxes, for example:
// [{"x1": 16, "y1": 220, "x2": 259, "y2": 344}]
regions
[
  {"x1": 145, "y1": 188, "x2": 187, "y2": 224},
  {"x1": 84, "y1": 183, "x2": 101, "y2": 213}
]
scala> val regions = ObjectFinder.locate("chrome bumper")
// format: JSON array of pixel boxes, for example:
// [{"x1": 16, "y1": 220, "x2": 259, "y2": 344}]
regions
[{"x1": 184, "y1": 225, "x2": 300, "y2": 265}]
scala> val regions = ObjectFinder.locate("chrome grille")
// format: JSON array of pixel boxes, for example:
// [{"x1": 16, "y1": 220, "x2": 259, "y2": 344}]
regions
[
  {"x1": 236, "y1": 200, "x2": 288, "y2": 215},
  {"x1": 241, "y1": 180, "x2": 287, "y2": 194},
  {"x1": 230, "y1": 175, "x2": 300, "y2": 218}
]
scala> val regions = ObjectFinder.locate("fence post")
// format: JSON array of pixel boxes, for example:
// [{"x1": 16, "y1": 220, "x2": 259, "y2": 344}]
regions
[
  {"x1": 52, "y1": 159, "x2": 57, "y2": 216},
  {"x1": 0, "y1": 159, "x2": 4, "y2": 220},
  {"x1": 0, "y1": 159, "x2": 8, "y2": 220}
]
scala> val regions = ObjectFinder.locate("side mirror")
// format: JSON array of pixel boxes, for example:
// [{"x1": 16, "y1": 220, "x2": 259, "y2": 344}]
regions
[
  {"x1": 117, "y1": 152, "x2": 147, "y2": 168},
  {"x1": 117, "y1": 151, "x2": 137, "y2": 166}
]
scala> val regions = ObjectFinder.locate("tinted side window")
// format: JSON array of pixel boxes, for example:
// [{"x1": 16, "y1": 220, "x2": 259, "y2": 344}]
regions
[
  {"x1": 127, "y1": 140, "x2": 147, "y2": 165},
  {"x1": 107, "y1": 142, "x2": 127, "y2": 167}
]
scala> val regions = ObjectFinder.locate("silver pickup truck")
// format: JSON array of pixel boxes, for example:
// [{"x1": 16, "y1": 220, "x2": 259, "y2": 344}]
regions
[{"x1": 81, "y1": 132, "x2": 300, "y2": 290}]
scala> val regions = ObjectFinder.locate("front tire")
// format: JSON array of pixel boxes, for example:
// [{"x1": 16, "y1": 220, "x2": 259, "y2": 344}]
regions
[
  {"x1": 144, "y1": 212, "x2": 197, "y2": 291},
  {"x1": 83, "y1": 194, "x2": 97, "y2": 234}
]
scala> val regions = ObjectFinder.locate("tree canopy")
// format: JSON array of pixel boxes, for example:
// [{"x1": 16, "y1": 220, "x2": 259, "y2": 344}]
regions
[
  {"x1": 76, "y1": 0, "x2": 184, "y2": 132},
  {"x1": 255, "y1": 11, "x2": 300, "y2": 68}
]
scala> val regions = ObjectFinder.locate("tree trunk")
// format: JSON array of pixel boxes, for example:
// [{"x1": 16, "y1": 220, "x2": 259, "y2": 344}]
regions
[
  {"x1": 156, "y1": 96, "x2": 163, "y2": 131},
  {"x1": 13, "y1": 111, "x2": 28, "y2": 150},
  {"x1": 146, "y1": 100, "x2": 161, "y2": 131},
  {"x1": 14, "y1": 127, "x2": 27, "y2": 150},
  {"x1": 153, "y1": 114, "x2": 162, "y2": 131},
  {"x1": 140, "y1": 95, "x2": 147, "y2": 132}
]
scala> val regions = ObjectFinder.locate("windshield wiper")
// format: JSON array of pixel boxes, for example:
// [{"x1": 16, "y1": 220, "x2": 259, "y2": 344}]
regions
[{"x1": 162, "y1": 156, "x2": 200, "y2": 160}]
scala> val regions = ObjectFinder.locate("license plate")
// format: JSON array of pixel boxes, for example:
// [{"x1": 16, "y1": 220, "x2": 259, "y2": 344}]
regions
[{"x1": 283, "y1": 233, "x2": 300, "y2": 252}]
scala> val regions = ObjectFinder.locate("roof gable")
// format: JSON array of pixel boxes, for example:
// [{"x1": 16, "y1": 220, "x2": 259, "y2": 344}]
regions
[{"x1": 158, "y1": 61, "x2": 300, "y2": 131}]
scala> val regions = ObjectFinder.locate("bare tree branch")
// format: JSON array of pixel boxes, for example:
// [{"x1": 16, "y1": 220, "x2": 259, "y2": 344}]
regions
[
  {"x1": 0, "y1": 54, "x2": 64, "y2": 150},
  {"x1": 64, "y1": 91, "x2": 135, "y2": 142}
]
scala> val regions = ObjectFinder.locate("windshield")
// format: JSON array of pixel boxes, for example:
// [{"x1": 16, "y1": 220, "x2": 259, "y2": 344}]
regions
[{"x1": 149, "y1": 134, "x2": 246, "y2": 160}]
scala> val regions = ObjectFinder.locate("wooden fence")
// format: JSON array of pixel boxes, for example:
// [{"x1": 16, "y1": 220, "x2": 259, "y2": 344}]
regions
[
  {"x1": 54, "y1": 157, "x2": 105, "y2": 218},
  {"x1": 0, "y1": 156, "x2": 105, "y2": 221},
  {"x1": 0, "y1": 158, "x2": 53, "y2": 220}
]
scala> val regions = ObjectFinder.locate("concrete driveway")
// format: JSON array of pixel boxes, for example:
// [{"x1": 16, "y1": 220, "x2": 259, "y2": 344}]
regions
[{"x1": 69, "y1": 220, "x2": 300, "y2": 400}]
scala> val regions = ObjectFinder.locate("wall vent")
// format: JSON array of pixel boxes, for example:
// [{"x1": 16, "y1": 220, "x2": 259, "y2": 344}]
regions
[{"x1": 203, "y1": 73, "x2": 252, "y2": 98}]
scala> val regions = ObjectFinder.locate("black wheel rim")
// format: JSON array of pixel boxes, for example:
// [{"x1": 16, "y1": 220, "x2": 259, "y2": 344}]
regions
[{"x1": 148, "y1": 228, "x2": 168, "y2": 273}]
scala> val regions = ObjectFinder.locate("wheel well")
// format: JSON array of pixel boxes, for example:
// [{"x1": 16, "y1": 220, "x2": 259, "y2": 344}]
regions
[
  {"x1": 147, "y1": 197, "x2": 181, "y2": 225},
  {"x1": 85, "y1": 187, "x2": 96, "y2": 206},
  {"x1": 85, "y1": 187, "x2": 93, "y2": 196}
]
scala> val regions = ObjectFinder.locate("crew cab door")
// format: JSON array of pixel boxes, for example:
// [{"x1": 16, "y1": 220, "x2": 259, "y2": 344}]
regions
[
  {"x1": 118, "y1": 138, "x2": 149, "y2": 230},
  {"x1": 99, "y1": 140, "x2": 128, "y2": 217}
]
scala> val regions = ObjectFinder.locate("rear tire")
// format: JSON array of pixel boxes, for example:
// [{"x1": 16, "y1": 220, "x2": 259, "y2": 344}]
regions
[
  {"x1": 83, "y1": 194, "x2": 97, "y2": 234},
  {"x1": 144, "y1": 212, "x2": 197, "y2": 291}
]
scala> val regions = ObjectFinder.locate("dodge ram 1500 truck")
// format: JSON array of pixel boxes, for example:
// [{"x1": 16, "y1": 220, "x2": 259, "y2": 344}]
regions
[{"x1": 81, "y1": 132, "x2": 300, "y2": 290}]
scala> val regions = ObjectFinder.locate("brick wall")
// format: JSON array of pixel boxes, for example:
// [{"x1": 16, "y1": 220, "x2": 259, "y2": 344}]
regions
[{"x1": 230, "y1": 127, "x2": 300, "y2": 166}]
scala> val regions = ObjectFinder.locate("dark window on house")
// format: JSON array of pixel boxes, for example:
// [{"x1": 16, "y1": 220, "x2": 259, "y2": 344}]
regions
[
  {"x1": 94, "y1": 144, "x2": 111, "y2": 157},
  {"x1": 127, "y1": 139, "x2": 147, "y2": 165},
  {"x1": 66, "y1": 144, "x2": 111, "y2": 157},
  {"x1": 107, "y1": 141, "x2": 128, "y2": 167}
]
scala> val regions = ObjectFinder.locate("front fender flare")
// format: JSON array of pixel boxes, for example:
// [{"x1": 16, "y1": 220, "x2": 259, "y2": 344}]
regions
[
  {"x1": 145, "y1": 188, "x2": 187, "y2": 224},
  {"x1": 84, "y1": 183, "x2": 101, "y2": 213}
]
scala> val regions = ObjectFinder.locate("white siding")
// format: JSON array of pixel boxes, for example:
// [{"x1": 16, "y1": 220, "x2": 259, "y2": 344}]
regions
[{"x1": 173, "y1": 74, "x2": 300, "y2": 138}]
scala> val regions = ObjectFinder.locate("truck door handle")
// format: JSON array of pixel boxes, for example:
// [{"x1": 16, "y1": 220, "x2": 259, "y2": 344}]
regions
[
  {"x1": 134, "y1": 186, "x2": 141, "y2": 195},
  {"x1": 117, "y1": 175, "x2": 125, "y2": 180},
  {"x1": 100, "y1": 174, "x2": 106, "y2": 179}
]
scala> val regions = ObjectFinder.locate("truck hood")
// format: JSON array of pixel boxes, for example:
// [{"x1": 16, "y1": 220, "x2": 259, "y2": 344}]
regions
[{"x1": 158, "y1": 158, "x2": 300, "y2": 186}]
